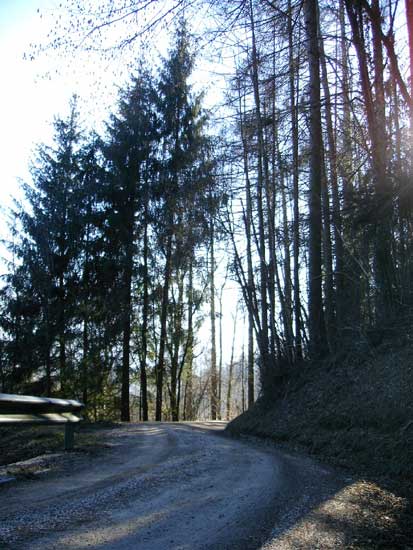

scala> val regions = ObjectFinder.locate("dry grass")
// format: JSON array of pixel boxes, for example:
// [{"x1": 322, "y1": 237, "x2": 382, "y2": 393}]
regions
[
  {"x1": 262, "y1": 480, "x2": 412, "y2": 549},
  {"x1": 0, "y1": 423, "x2": 112, "y2": 466}
]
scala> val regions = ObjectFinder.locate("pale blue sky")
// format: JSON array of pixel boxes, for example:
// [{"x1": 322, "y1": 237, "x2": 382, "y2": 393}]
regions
[
  {"x1": 0, "y1": 1, "x2": 177, "y2": 211},
  {"x1": 0, "y1": 0, "x2": 70, "y2": 208},
  {"x1": 0, "y1": 0, "x2": 139, "y2": 209},
  {"x1": 0, "y1": 0, "x2": 41, "y2": 31}
]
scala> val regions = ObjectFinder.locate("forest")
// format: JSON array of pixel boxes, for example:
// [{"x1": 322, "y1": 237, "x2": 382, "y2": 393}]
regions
[{"x1": 1, "y1": 0, "x2": 413, "y2": 423}]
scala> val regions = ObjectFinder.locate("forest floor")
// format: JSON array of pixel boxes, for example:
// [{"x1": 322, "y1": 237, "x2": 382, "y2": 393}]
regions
[{"x1": 227, "y1": 340, "x2": 413, "y2": 548}]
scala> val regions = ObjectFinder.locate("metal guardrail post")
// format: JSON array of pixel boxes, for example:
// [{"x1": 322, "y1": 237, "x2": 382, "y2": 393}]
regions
[{"x1": 64, "y1": 424, "x2": 75, "y2": 451}]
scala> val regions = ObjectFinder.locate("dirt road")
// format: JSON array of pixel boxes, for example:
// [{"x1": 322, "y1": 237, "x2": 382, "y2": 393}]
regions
[{"x1": 0, "y1": 422, "x2": 348, "y2": 549}]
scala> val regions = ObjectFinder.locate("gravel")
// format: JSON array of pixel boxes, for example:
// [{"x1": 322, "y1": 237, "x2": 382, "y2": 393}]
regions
[{"x1": 0, "y1": 422, "x2": 355, "y2": 549}]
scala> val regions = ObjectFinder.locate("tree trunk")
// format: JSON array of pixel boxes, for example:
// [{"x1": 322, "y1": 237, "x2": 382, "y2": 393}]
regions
[
  {"x1": 82, "y1": 317, "x2": 89, "y2": 406},
  {"x1": 237, "y1": 78, "x2": 255, "y2": 408},
  {"x1": 226, "y1": 308, "x2": 238, "y2": 421},
  {"x1": 155, "y1": 231, "x2": 172, "y2": 421},
  {"x1": 338, "y1": 0, "x2": 360, "y2": 335},
  {"x1": 304, "y1": 0, "x2": 325, "y2": 357},
  {"x1": 45, "y1": 335, "x2": 52, "y2": 396},
  {"x1": 44, "y1": 301, "x2": 52, "y2": 396},
  {"x1": 371, "y1": 0, "x2": 393, "y2": 319},
  {"x1": 345, "y1": 0, "x2": 394, "y2": 322},
  {"x1": 209, "y1": 217, "x2": 218, "y2": 420},
  {"x1": 185, "y1": 260, "x2": 194, "y2": 420},
  {"x1": 121, "y1": 241, "x2": 133, "y2": 422},
  {"x1": 218, "y1": 278, "x2": 226, "y2": 420},
  {"x1": 406, "y1": 0, "x2": 413, "y2": 132},
  {"x1": 249, "y1": 0, "x2": 271, "y2": 384},
  {"x1": 247, "y1": 310, "x2": 254, "y2": 408},
  {"x1": 58, "y1": 269, "x2": 67, "y2": 394},
  {"x1": 169, "y1": 270, "x2": 184, "y2": 421},
  {"x1": 274, "y1": 114, "x2": 294, "y2": 361},
  {"x1": 319, "y1": 13, "x2": 341, "y2": 344},
  {"x1": 288, "y1": 0, "x2": 303, "y2": 360},
  {"x1": 140, "y1": 205, "x2": 149, "y2": 421},
  {"x1": 321, "y1": 154, "x2": 335, "y2": 352},
  {"x1": 241, "y1": 343, "x2": 245, "y2": 413}
]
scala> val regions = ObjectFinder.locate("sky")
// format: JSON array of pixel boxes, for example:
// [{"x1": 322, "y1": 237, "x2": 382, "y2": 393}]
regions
[{"x1": 0, "y1": 0, "x2": 81, "y2": 209}]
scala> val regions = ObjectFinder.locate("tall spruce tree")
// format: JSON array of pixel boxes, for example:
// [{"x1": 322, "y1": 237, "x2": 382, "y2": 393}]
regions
[
  {"x1": 154, "y1": 21, "x2": 217, "y2": 421},
  {"x1": 4, "y1": 98, "x2": 85, "y2": 396},
  {"x1": 103, "y1": 69, "x2": 159, "y2": 422}
]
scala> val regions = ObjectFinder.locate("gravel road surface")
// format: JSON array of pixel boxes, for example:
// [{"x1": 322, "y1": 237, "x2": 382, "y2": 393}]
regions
[{"x1": 0, "y1": 422, "x2": 348, "y2": 549}]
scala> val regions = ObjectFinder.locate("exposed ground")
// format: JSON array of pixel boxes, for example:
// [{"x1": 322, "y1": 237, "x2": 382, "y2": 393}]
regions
[
  {"x1": 227, "y1": 342, "x2": 413, "y2": 548},
  {"x1": 0, "y1": 421, "x2": 384, "y2": 549}
]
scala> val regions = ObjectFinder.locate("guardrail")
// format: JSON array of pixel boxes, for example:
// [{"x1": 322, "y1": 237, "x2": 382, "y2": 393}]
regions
[{"x1": 0, "y1": 393, "x2": 85, "y2": 450}]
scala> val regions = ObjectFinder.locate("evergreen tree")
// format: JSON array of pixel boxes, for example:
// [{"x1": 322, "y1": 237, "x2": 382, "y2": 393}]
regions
[
  {"x1": 154, "y1": 21, "x2": 217, "y2": 421},
  {"x1": 103, "y1": 68, "x2": 159, "y2": 421},
  {"x1": 2, "y1": 98, "x2": 86, "y2": 396}
]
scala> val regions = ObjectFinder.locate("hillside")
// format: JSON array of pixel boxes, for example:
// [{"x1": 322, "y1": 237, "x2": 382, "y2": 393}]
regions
[{"x1": 227, "y1": 342, "x2": 413, "y2": 547}]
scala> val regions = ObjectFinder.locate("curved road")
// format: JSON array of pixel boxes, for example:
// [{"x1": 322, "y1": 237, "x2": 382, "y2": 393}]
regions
[{"x1": 0, "y1": 422, "x2": 346, "y2": 549}]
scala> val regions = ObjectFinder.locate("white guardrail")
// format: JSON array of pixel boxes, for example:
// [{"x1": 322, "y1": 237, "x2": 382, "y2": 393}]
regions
[{"x1": 0, "y1": 393, "x2": 84, "y2": 450}]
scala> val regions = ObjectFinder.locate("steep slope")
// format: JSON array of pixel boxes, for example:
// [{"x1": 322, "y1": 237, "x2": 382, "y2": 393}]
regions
[
  {"x1": 227, "y1": 343, "x2": 413, "y2": 547},
  {"x1": 228, "y1": 343, "x2": 413, "y2": 486}
]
